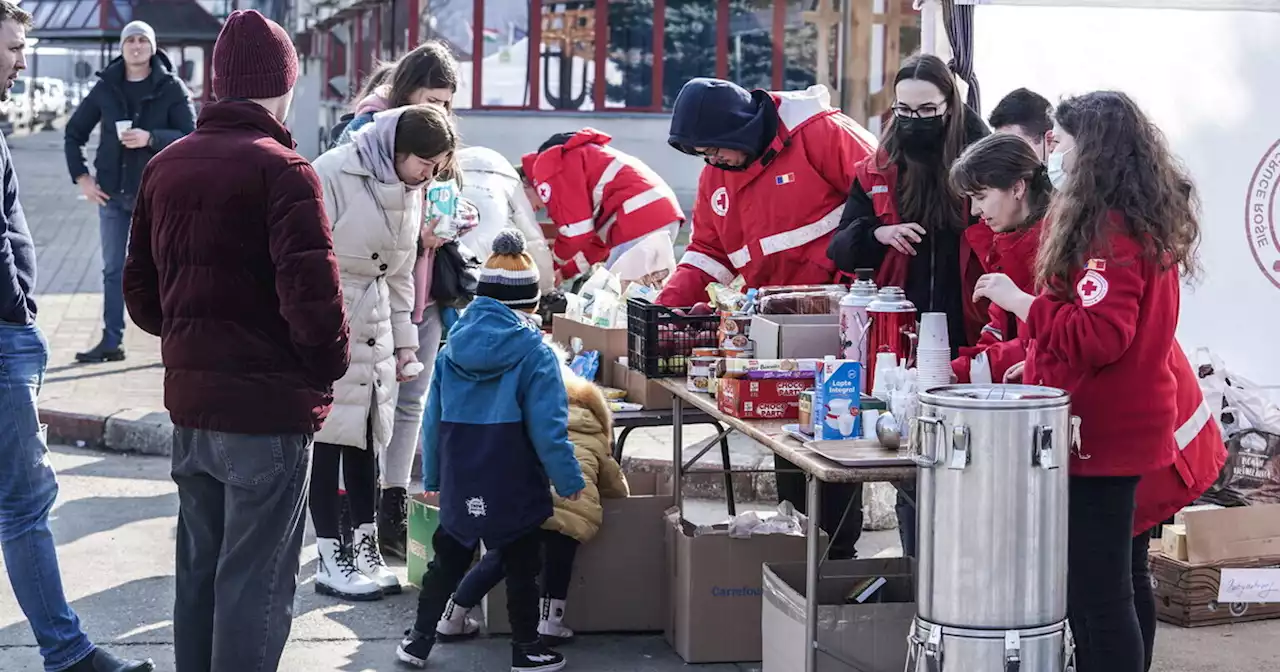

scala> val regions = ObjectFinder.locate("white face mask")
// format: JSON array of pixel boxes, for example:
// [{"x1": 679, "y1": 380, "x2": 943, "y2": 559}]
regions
[{"x1": 1047, "y1": 146, "x2": 1074, "y2": 190}]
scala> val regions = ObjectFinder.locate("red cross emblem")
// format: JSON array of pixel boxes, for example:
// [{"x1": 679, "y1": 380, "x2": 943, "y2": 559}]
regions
[
  {"x1": 1076, "y1": 270, "x2": 1109, "y2": 307},
  {"x1": 711, "y1": 186, "x2": 730, "y2": 216}
]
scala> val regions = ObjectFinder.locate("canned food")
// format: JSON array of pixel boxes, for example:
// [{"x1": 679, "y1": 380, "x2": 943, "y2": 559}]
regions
[
  {"x1": 687, "y1": 355, "x2": 718, "y2": 393},
  {"x1": 798, "y1": 390, "x2": 815, "y2": 434},
  {"x1": 719, "y1": 315, "x2": 753, "y2": 350}
]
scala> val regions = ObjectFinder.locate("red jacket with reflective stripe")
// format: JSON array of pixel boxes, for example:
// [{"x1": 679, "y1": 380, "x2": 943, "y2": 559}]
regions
[
  {"x1": 656, "y1": 86, "x2": 876, "y2": 307},
  {"x1": 1132, "y1": 344, "x2": 1226, "y2": 535},
  {"x1": 853, "y1": 155, "x2": 988, "y2": 345},
  {"x1": 952, "y1": 220, "x2": 1041, "y2": 383},
  {"x1": 1023, "y1": 217, "x2": 1181, "y2": 476},
  {"x1": 524, "y1": 129, "x2": 685, "y2": 277}
]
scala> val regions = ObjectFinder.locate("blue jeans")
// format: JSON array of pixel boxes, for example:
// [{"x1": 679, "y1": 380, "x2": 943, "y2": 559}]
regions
[
  {"x1": 0, "y1": 322, "x2": 95, "y2": 671},
  {"x1": 99, "y1": 197, "x2": 134, "y2": 348}
]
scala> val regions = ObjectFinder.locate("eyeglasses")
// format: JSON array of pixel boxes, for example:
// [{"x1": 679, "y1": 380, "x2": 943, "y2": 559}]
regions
[{"x1": 892, "y1": 100, "x2": 948, "y2": 119}]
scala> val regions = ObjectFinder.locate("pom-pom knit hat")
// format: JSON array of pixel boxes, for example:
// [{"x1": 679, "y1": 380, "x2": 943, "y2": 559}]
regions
[{"x1": 477, "y1": 229, "x2": 541, "y2": 311}]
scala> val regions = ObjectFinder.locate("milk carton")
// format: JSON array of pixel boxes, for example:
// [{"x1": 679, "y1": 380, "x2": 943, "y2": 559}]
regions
[{"x1": 813, "y1": 358, "x2": 863, "y2": 440}]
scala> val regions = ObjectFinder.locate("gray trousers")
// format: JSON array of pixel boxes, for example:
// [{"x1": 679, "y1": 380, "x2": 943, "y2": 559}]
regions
[
  {"x1": 382, "y1": 305, "x2": 442, "y2": 490},
  {"x1": 171, "y1": 427, "x2": 313, "y2": 672}
]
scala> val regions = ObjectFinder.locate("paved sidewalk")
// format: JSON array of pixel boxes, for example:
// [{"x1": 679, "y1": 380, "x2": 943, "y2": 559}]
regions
[
  {"x1": 1, "y1": 446, "x2": 1271, "y2": 672},
  {"x1": 15, "y1": 130, "x2": 171, "y2": 451}
]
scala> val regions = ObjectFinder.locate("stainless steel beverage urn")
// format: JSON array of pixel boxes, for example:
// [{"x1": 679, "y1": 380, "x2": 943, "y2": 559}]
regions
[{"x1": 906, "y1": 384, "x2": 1076, "y2": 672}]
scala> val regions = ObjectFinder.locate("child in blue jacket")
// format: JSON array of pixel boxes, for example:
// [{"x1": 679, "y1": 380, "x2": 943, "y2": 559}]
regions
[{"x1": 397, "y1": 229, "x2": 585, "y2": 672}]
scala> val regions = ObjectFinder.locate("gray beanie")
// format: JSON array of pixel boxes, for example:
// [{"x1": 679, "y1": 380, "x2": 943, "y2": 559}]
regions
[{"x1": 121, "y1": 21, "x2": 155, "y2": 48}]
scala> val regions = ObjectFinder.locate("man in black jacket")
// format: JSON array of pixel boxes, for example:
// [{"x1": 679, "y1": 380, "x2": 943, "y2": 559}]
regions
[
  {"x1": 64, "y1": 20, "x2": 194, "y2": 363},
  {"x1": 1, "y1": 5, "x2": 155, "y2": 671}
]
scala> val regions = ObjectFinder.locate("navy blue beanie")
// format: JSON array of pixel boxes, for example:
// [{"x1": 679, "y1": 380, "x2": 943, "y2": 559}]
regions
[{"x1": 668, "y1": 78, "x2": 770, "y2": 157}]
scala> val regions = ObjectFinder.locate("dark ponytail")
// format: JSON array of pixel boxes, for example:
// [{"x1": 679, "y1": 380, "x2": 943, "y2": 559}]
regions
[{"x1": 950, "y1": 132, "x2": 1053, "y2": 228}]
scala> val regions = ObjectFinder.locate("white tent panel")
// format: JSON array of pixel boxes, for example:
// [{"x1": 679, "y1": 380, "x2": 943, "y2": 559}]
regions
[
  {"x1": 973, "y1": 5, "x2": 1280, "y2": 385},
  {"x1": 960, "y1": 0, "x2": 1280, "y2": 13}
]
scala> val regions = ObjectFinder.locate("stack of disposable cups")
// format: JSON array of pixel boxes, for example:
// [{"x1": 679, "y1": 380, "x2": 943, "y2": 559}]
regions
[
  {"x1": 871, "y1": 352, "x2": 899, "y2": 400},
  {"x1": 916, "y1": 312, "x2": 952, "y2": 391}
]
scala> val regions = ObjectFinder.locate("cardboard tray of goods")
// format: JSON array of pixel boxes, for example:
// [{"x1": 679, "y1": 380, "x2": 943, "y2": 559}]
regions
[{"x1": 1150, "y1": 552, "x2": 1280, "y2": 627}]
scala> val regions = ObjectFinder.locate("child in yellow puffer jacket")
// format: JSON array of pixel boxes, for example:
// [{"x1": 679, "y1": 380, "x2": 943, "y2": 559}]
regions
[{"x1": 434, "y1": 352, "x2": 629, "y2": 645}]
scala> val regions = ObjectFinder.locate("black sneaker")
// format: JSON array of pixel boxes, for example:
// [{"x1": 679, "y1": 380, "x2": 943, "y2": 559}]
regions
[
  {"x1": 65, "y1": 648, "x2": 155, "y2": 672},
  {"x1": 396, "y1": 629, "x2": 434, "y2": 668},
  {"x1": 512, "y1": 641, "x2": 565, "y2": 672},
  {"x1": 75, "y1": 341, "x2": 126, "y2": 363},
  {"x1": 379, "y1": 487, "x2": 409, "y2": 560}
]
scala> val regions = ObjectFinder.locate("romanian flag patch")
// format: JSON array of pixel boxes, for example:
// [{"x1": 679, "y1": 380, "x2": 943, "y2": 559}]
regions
[
  {"x1": 776, "y1": 173, "x2": 795, "y2": 185},
  {"x1": 1086, "y1": 258, "x2": 1107, "y2": 272}
]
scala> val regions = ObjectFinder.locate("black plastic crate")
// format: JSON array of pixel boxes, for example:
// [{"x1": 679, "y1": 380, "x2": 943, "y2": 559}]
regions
[{"x1": 626, "y1": 297, "x2": 720, "y2": 377}]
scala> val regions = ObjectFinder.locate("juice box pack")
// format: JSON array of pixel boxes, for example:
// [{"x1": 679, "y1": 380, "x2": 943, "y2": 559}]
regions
[{"x1": 813, "y1": 359, "x2": 863, "y2": 440}]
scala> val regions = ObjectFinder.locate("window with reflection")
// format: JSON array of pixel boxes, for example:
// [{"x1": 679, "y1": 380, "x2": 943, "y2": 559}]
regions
[
  {"x1": 726, "y1": 0, "x2": 773, "y2": 92},
  {"x1": 605, "y1": 0, "x2": 654, "y2": 109}
]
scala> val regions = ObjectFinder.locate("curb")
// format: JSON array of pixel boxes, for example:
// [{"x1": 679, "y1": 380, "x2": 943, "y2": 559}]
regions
[
  {"x1": 39, "y1": 407, "x2": 900, "y2": 529},
  {"x1": 41, "y1": 407, "x2": 174, "y2": 456}
]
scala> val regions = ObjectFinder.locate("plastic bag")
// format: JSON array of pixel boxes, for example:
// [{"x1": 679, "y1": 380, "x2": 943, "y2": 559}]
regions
[
  {"x1": 608, "y1": 230, "x2": 676, "y2": 291},
  {"x1": 1202, "y1": 429, "x2": 1280, "y2": 506}
]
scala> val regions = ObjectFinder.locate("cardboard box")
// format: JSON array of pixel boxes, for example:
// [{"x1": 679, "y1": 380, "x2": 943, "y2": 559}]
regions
[
  {"x1": 1150, "y1": 551, "x2": 1280, "y2": 627},
  {"x1": 485, "y1": 473, "x2": 674, "y2": 634},
  {"x1": 406, "y1": 493, "x2": 441, "y2": 588},
  {"x1": 1162, "y1": 524, "x2": 1189, "y2": 561},
  {"x1": 1183, "y1": 503, "x2": 1280, "y2": 564},
  {"x1": 611, "y1": 361, "x2": 674, "y2": 410},
  {"x1": 751, "y1": 314, "x2": 841, "y2": 359},
  {"x1": 762, "y1": 558, "x2": 917, "y2": 672},
  {"x1": 718, "y1": 377, "x2": 809, "y2": 420},
  {"x1": 665, "y1": 510, "x2": 827, "y2": 663},
  {"x1": 1174, "y1": 503, "x2": 1223, "y2": 526},
  {"x1": 552, "y1": 315, "x2": 628, "y2": 387}
]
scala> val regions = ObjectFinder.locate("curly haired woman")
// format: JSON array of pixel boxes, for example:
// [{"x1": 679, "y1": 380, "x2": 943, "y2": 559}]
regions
[{"x1": 974, "y1": 91, "x2": 1202, "y2": 672}]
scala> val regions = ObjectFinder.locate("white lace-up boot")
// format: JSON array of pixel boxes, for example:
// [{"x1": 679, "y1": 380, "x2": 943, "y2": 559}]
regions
[
  {"x1": 353, "y1": 522, "x2": 402, "y2": 595},
  {"x1": 315, "y1": 537, "x2": 382, "y2": 601}
]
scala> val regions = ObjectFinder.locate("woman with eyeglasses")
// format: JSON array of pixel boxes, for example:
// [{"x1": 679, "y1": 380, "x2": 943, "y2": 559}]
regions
[{"x1": 826, "y1": 53, "x2": 990, "y2": 558}]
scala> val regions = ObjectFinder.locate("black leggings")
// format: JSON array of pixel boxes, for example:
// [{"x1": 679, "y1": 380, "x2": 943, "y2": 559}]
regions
[
  {"x1": 1130, "y1": 527, "x2": 1157, "y2": 672},
  {"x1": 415, "y1": 526, "x2": 543, "y2": 644},
  {"x1": 310, "y1": 442, "x2": 379, "y2": 539},
  {"x1": 1068, "y1": 475, "x2": 1144, "y2": 672}
]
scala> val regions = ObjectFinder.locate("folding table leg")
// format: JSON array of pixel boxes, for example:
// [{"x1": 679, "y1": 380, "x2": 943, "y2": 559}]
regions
[
  {"x1": 613, "y1": 425, "x2": 638, "y2": 463},
  {"x1": 709, "y1": 420, "x2": 736, "y2": 516},
  {"x1": 804, "y1": 473, "x2": 822, "y2": 672}
]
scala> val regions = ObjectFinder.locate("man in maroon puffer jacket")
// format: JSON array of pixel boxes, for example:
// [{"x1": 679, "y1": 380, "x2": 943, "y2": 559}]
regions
[{"x1": 122, "y1": 10, "x2": 349, "y2": 671}]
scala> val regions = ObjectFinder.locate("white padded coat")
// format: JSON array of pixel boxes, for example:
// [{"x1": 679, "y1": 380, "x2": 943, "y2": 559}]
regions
[
  {"x1": 311, "y1": 142, "x2": 422, "y2": 451},
  {"x1": 457, "y1": 146, "x2": 554, "y2": 288}
]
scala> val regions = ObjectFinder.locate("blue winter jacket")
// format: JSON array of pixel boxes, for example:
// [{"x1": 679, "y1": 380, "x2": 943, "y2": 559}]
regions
[{"x1": 422, "y1": 297, "x2": 585, "y2": 548}]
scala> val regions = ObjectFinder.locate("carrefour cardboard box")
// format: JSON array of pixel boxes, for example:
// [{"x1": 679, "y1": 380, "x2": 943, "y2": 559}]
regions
[
  {"x1": 552, "y1": 314, "x2": 628, "y2": 387},
  {"x1": 665, "y1": 509, "x2": 826, "y2": 663},
  {"x1": 406, "y1": 493, "x2": 441, "y2": 588},
  {"x1": 485, "y1": 473, "x2": 673, "y2": 633},
  {"x1": 762, "y1": 558, "x2": 916, "y2": 672}
]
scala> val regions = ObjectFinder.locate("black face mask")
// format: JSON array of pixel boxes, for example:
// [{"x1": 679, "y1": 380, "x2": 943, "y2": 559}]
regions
[
  {"x1": 706, "y1": 157, "x2": 750, "y2": 172},
  {"x1": 896, "y1": 116, "x2": 947, "y2": 152}
]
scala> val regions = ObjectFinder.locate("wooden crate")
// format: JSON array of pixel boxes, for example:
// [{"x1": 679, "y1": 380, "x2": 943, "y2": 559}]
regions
[{"x1": 1150, "y1": 551, "x2": 1280, "y2": 627}]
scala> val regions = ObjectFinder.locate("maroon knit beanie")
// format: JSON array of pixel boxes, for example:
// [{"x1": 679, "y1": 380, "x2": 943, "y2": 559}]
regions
[{"x1": 213, "y1": 10, "x2": 298, "y2": 100}]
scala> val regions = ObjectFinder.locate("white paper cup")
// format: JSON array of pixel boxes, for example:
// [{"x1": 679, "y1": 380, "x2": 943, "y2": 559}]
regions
[
  {"x1": 115, "y1": 120, "x2": 133, "y2": 139},
  {"x1": 919, "y1": 312, "x2": 950, "y2": 350}
]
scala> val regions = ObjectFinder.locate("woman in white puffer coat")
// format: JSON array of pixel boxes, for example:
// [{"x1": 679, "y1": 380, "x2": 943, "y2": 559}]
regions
[{"x1": 309, "y1": 104, "x2": 458, "y2": 601}]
